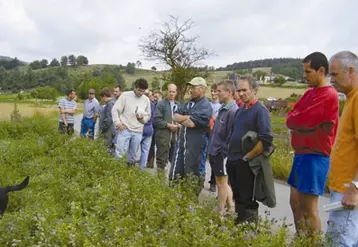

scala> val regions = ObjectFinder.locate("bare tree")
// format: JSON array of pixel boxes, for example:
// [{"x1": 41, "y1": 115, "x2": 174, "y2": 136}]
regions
[
  {"x1": 139, "y1": 16, "x2": 213, "y2": 100},
  {"x1": 136, "y1": 60, "x2": 142, "y2": 68}
]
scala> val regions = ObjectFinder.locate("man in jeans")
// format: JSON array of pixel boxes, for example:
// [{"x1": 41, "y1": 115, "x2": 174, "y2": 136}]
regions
[
  {"x1": 80, "y1": 89, "x2": 100, "y2": 139},
  {"x1": 326, "y1": 51, "x2": 358, "y2": 247},
  {"x1": 227, "y1": 76, "x2": 273, "y2": 224},
  {"x1": 112, "y1": 78, "x2": 151, "y2": 167},
  {"x1": 139, "y1": 90, "x2": 155, "y2": 169},
  {"x1": 58, "y1": 89, "x2": 77, "y2": 135},
  {"x1": 286, "y1": 52, "x2": 339, "y2": 241},
  {"x1": 208, "y1": 80, "x2": 237, "y2": 215}
]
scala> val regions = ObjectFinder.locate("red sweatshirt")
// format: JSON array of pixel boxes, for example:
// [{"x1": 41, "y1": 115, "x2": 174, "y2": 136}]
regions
[{"x1": 286, "y1": 86, "x2": 339, "y2": 156}]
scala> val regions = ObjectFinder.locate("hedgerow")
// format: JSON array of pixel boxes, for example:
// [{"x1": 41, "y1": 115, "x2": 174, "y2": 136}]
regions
[{"x1": 0, "y1": 116, "x2": 315, "y2": 246}]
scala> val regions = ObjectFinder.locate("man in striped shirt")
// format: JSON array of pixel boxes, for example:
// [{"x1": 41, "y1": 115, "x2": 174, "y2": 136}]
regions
[{"x1": 58, "y1": 89, "x2": 77, "y2": 135}]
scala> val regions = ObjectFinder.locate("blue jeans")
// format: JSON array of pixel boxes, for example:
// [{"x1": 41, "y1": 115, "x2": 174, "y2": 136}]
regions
[
  {"x1": 139, "y1": 135, "x2": 153, "y2": 169},
  {"x1": 115, "y1": 129, "x2": 142, "y2": 163},
  {"x1": 199, "y1": 135, "x2": 209, "y2": 176},
  {"x1": 326, "y1": 191, "x2": 358, "y2": 247},
  {"x1": 80, "y1": 117, "x2": 95, "y2": 138}
]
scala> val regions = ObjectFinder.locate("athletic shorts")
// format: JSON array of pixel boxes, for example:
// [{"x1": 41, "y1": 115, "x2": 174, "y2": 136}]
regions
[
  {"x1": 287, "y1": 153, "x2": 329, "y2": 196},
  {"x1": 209, "y1": 153, "x2": 227, "y2": 177}
]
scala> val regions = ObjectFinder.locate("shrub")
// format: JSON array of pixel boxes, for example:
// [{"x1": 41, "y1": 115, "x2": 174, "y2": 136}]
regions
[{"x1": 0, "y1": 117, "x2": 317, "y2": 246}]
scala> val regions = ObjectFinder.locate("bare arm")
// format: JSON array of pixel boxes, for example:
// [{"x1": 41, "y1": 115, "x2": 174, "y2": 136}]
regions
[
  {"x1": 243, "y1": 141, "x2": 263, "y2": 160},
  {"x1": 59, "y1": 107, "x2": 67, "y2": 124},
  {"x1": 173, "y1": 113, "x2": 189, "y2": 123},
  {"x1": 60, "y1": 108, "x2": 76, "y2": 115},
  {"x1": 180, "y1": 118, "x2": 195, "y2": 128}
]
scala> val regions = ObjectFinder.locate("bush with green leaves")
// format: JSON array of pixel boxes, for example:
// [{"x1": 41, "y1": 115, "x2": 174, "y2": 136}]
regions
[
  {"x1": 0, "y1": 117, "x2": 319, "y2": 246},
  {"x1": 31, "y1": 86, "x2": 58, "y2": 101}
]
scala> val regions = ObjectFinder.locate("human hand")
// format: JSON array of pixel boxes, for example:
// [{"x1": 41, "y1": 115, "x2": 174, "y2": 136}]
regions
[
  {"x1": 342, "y1": 184, "x2": 358, "y2": 210},
  {"x1": 168, "y1": 123, "x2": 179, "y2": 131},
  {"x1": 117, "y1": 123, "x2": 127, "y2": 131},
  {"x1": 136, "y1": 114, "x2": 144, "y2": 120}
]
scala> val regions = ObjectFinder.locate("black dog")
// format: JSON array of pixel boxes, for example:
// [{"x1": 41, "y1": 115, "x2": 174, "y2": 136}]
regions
[{"x1": 0, "y1": 176, "x2": 29, "y2": 215}]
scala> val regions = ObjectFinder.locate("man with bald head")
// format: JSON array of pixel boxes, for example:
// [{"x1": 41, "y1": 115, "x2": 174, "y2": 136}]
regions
[
  {"x1": 170, "y1": 77, "x2": 213, "y2": 196},
  {"x1": 154, "y1": 84, "x2": 181, "y2": 171}
]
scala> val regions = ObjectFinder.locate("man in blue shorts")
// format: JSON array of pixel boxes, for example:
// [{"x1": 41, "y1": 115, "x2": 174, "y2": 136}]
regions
[{"x1": 286, "y1": 52, "x2": 339, "y2": 240}]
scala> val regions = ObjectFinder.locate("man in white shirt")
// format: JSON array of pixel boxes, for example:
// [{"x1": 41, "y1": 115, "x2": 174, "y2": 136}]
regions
[{"x1": 112, "y1": 78, "x2": 151, "y2": 167}]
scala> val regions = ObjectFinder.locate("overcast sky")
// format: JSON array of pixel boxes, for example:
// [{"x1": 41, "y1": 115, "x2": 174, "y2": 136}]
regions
[{"x1": 0, "y1": 0, "x2": 357, "y2": 69}]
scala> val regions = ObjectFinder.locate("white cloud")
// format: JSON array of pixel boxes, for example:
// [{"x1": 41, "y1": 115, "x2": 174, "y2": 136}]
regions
[{"x1": 0, "y1": 0, "x2": 357, "y2": 69}]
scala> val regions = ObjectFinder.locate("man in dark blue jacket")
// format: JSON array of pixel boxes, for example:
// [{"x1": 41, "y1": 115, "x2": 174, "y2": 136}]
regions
[
  {"x1": 169, "y1": 77, "x2": 213, "y2": 195},
  {"x1": 99, "y1": 88, "x2": 116, "y2": 152},
  {"x1": 227, "y1": 76, "x2": 273, "y2": 224}
]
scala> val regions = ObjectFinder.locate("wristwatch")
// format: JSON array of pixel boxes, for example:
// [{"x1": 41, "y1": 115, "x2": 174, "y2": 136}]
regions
[{"x1": 351, "y1": 181, "x2": 358, "y2": 190}]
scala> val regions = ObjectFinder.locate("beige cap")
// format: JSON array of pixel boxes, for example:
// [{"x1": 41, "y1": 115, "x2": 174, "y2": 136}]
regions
[
  {"x1": 187, "y1": 77, "x2": 207, "y2": 87},
  {"x1": 88, "y1": 89, "x2": 95, "y2": 94}
]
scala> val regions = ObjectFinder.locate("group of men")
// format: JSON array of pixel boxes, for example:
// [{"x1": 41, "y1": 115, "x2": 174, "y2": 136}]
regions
[{"x1": 57, "y1": 50, "x2": 358, "y2": 246}]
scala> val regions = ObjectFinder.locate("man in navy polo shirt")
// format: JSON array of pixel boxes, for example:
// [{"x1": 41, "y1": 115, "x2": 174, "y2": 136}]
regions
[
  {"x1": 208, "y1": 80, "x2": 237, "y2": 215},
  {"x1": 227, "y1": 76, "x2": 273, "y2": 224}
]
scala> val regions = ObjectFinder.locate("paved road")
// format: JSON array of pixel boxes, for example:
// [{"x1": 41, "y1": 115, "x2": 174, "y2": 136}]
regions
[{"x1": 73, "y1": 114, "x2": 330, "y2": 232}]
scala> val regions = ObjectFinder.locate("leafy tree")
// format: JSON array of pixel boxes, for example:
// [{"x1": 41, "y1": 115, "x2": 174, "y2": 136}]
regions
[
  {"x1": 126, "y1": 62, "x2": 136, "y2": 74},
  {"x1": 151, "y1": 66, "x2": 157, "y2": 71},
  {"x1": 77, "y1": 75, "x2": 116, "y2": 100},
  {"x1": 0, "y1": 66, "x2": 7, "y2": 89},
  {"x1": 40, "y1": 59, "x2": 48, "y2": 69},
  {"x1": 253, "y1": 70, "x2": 268, "y2": 80},
  {"x1": 29, "y1": 60, "x2": 42, "y2": 70},
  {"x1": 49, "y1": 58, "x2": 60, "y2": 67},
  {"x1": 60, "y1": 56, "x2": 68, "y2": 67},
  {"x1": 151, "y1": 77, "x2": 161, "y2": 89},
  {"x1": 0, "y1": 57, "x2": 23, "y2": 70},
  {"x1": 76, "y1": 55, "x2": 89, "y2": 66},
  {"x1": 274, "y1": 76, "x2": 286, "y2": 85},
  {"x1": 31, "y1": 86, "x2": 58, "y2": 100},
  {"x1": 139, "y1": 16, "x2": 213, "y2": 100},
  {"x1": 68, "y1": 55, "x2": 76, "y2": 67}
]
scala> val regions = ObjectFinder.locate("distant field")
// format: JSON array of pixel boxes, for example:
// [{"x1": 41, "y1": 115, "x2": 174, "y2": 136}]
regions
[
  {"x1": 257, "y1": 87, "x2": 306, "y2": 99},
  {"x1": 0, "y1": 102, "x2": 84, "y2": 121},
  {"x1": 0, "y1": 103, "x2": 59, "y2": 121}
]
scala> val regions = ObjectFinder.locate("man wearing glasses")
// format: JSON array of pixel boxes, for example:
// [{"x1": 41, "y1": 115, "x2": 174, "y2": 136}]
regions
[
  {"x1": 112, "y1": 78, "x2": 151, "y2": 167},
  {"x1": 169, "y1": 77, "x2": 213, "y2": 195},
  {"x1": 80, "y1": 88, "x2": 100, "y2": 139}
]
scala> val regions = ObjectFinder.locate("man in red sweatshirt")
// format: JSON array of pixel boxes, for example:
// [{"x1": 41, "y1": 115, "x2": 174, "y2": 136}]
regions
[{"x1": 286, "y1": 52, "x2": 339, "y2": 240}]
